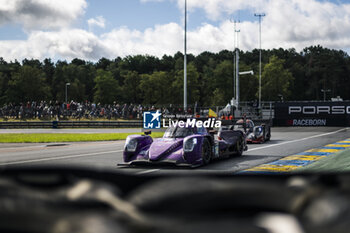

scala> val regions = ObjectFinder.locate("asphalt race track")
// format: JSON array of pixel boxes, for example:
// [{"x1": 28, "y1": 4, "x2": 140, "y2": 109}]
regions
[{"x1": 0, "y1": 127, "x2": 349, "y2": 175}]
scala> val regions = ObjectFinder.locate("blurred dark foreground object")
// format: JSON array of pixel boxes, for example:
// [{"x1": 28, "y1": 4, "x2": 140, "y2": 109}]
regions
[{"x1": 0, "y1": 167, "x2": 350, "y2": 233}]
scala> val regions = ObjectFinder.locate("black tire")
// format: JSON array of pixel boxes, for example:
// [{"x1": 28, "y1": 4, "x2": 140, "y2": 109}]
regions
[
  {"x1": 265, "y1": 127, "x2": 271, "y2": 141},
  {"x1": 235, "y1": 137, "x2": 244, "y2": 156},
  {"x1": 201, "y1": 138, "x2": 211, "y2": 164}
]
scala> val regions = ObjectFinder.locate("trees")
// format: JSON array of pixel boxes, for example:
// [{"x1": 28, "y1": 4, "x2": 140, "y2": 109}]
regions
[
  {"x1": 122, "y1": 71, "x2": 141, "y2": 103},
  {"x1": 120, "y1": 55, "x2": 161, "y2": 74},
  {"x1": 172, "y1": 63, "x2": 200, "y2": 105},
  {"x1": 0, "y1": 72, "x2": 6, "y2": 104},
  {"x1": 196, "y1": 54, "x2": 217, "y2": 106},
  {"x1": 6, "y1": 65, "x2": 51, "y2": 103},
  {"x1": 0, "y1": 59, "x2": 20, "y2": 104},
  {"x1": 211, "y1": 60, "x2": 233, "y2": 105},
  {"x1": 0, "y1": 46, "x2": 349, "y2": 106},
  {"x1": 239, "y1": 63, "x2": 257, "y2": 102},
  {"x1": 303, "y1": 46, "x2": 350, "y2": 100},
  {"x1": 212, "y1": 88, "x2": 226, "y2": 106},
  {"x1": 260, "y1": 56, "x2": 294, "y2": 101},
  {"x1": 52, "y1": 62, "x2": 93, "y2": 102},
  {"x1": 140, "y1": 71, "x2": 174, "y2": 105},
  {"x1": 93, "y1": 70, "x2": 120, "y2": 104}
]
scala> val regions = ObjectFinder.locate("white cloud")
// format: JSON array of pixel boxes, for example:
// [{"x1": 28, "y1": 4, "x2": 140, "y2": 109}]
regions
[
  {"x1": 88, "y1": 16, "x2": 106, "y2": 30},
  {"x1": 166, "y1": 0, "x2": 350, "y2": 52},
  {"x1": 1, "y1": 0, "x2": 350, "y2": 61},
  {"x1": 0, "y1": 29, "x2": 107, "y2": 61},
  {"x1": 0, "y1": 0, "x2": 87, "y2": 30},
  {"x1": 101, "y1": 23, "x2": 183, "y2": 57},
  {"x1": 259, "y1": 0, "x2": 350, "y2": 51}
]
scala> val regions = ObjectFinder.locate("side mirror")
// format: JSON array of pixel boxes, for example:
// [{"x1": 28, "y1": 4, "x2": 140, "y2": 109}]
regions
[{"x1": 143, "y1": 130, "x2": 152, "y2": 135}]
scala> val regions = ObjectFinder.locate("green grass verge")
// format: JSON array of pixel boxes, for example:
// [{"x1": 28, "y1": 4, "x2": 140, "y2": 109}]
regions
[
  {"x1": 0, "y1": 132, "x2": 164, "y2": 143},
  {"x1": 296, "y1": 148, "x2": 350, "y2": 173}
]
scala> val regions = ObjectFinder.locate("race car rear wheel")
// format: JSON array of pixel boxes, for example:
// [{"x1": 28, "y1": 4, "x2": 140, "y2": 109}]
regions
[
  {"x1": 201, "y1": 138, "x2": 211, "y2": 164},
  {"x1": 235, "y1": 138, "x2": 244, "y2": 157}
]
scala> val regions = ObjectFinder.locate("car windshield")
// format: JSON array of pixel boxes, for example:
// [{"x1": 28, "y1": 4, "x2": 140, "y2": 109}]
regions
[{"x1": 163, "y1": 126, "x2": 195, "y2": 138}]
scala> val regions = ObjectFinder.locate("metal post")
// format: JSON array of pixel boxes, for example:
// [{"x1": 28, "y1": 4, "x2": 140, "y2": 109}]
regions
[
  {"x1": 65, "y1": 83, "x2": 70, "y2": 103},
  {"x1": 236, "y1": 48, "x2": 239, "y2": 109},
  {"x1": 258, "y1": 17, "x2": 261, "y2": 109},
  {"x1": 233, "y1": 22, "x2": 236, "y2": 98},
  {"x1": 321, "y1": 89, "x2": 331, "y2": 101},
  {"x1": 235, "y1": 27, "x2": 240, "y2": 110},
  {"x1": 184, "y1": 0, "x2": 187, "y2": 112},
  {"x1": 254, "y1": 13, "x2": 265, "y2": 109},
  {"x1": 323, "y1": 90, "x2": 325, "y2": 101},
  {"x1": 230, "y1": 18, "x2": 240, "y2": 106}
]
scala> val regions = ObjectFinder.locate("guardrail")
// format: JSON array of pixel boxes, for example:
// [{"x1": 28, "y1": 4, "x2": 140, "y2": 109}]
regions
[{"x1": 0, "y1": 121, "x2": 143, "y2": 129}]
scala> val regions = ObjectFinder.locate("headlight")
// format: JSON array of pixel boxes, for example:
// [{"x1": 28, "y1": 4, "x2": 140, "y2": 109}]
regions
[
  {"x1": 184, "y1": 138, "x2": 198, "y2": 152},
  {"x1": 125, "y1": 137, "x2": 138, "y2": 152}
]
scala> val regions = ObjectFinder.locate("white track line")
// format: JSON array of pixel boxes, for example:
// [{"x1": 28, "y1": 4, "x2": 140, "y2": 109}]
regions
[
  {"x1": 248, "y1": 127, "x2": 349, "y2": 152},
  {"x1": 0, "y1": 150, "x2": 123, "y2": 166},
  {"x1": 136, "y1": 169, "x2": 161, "y2": 175}
]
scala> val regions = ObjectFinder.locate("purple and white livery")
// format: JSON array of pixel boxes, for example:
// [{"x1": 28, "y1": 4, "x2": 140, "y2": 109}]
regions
[{"x1": 119, "y1": 123, "x2": 247, "y2": 167}]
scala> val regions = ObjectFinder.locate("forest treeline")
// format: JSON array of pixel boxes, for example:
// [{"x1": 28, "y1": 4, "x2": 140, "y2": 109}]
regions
[{"x1": 0, "y1": 45, "x2": 349, "y2": 106}]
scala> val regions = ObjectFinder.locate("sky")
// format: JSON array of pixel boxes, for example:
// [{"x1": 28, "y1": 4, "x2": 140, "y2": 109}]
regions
[{"x1": 0, "y1": 0, "x2": 350, "y2": 62}]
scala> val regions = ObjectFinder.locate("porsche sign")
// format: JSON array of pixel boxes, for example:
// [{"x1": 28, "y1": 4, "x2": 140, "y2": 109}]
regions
[
  {"x1": 288, "y1": 106, "x2": 350, "y2": 115},
  {"x1": 274, "y1": 102, "x2": 350, "y2": 126}
]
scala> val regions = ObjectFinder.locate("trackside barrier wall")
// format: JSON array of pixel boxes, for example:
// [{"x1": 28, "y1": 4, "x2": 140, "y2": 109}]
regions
[
  {"x1": 273, "y1": 102, "x2": 350, "y2": 126},
  {"x1": 0, "y1": 119, "x2": 273, "y2": 129}
]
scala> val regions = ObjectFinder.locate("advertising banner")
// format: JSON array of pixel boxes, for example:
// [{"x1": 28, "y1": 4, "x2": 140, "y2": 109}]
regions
[{"x1": 274, "y1": 102, "x2": 350, "y2": 126}]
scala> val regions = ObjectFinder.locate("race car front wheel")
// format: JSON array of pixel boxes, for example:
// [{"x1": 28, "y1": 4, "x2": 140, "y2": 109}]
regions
[
  {"x1": 201, "y1": 138, "x2": 211, "y2": 164},
  {"x1": 265, "y1": 130, "x2": 271, "y2": 141}
]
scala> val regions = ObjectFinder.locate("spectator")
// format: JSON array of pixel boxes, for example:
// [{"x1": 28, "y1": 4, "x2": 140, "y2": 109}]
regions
[{"x1": 0, "y1": 101, "x2": 187, "y2": 120}]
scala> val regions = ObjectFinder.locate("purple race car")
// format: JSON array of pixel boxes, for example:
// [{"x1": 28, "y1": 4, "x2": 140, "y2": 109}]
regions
[{"x1": 119, "y1": 123, "x2": 247, "y2": 168}]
